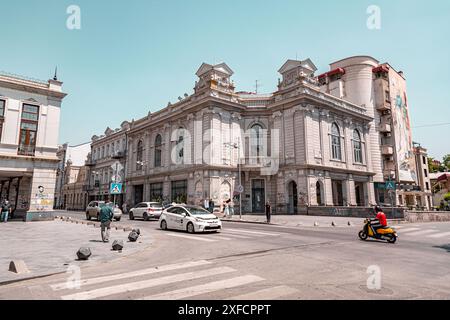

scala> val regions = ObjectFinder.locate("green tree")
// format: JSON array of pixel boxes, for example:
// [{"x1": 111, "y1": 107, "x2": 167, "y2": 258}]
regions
[{"x1": 443, "y1": 154, "x2": 450, "y2": 170}]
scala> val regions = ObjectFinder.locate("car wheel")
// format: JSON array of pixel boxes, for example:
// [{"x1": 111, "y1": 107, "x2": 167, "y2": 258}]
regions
[
  {"x1": 143, "y1": 213, "x2": 149, "y2": 221},
  {"x1": 129, "y1": 212, "x2": 134, "y2": 220},
  {"x1": 187, "y1": 222, "x2": 195, "y2": 234},
  {"x1": 160, "y1": 220, "x2": 167, "y2": 230},
  {"x1": 86, "y1": 212, "x2": 90, "y2": 220},
  {"x1": 115, "y1": 217, "x2": 121, "y2": 222}
]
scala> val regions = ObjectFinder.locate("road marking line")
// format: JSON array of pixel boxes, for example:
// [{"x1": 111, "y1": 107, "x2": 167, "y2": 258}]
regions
[
  {"x1": 402, "y1": 229, "x2": 439, "y2": 236},
  {"x1": 225, "y1": 228, "x2": 280, "y2": 236},
  {"x1": 51, "y1": 260, "x2": 211, "y2": 291},
  {"x1": 212, "y1": 236, "x2": 234, "y2": 241},
  {"x1": 219, "y1": 233, "x2": 253, "y2": 239},
  {"x1": 427, "y1": 231, "x2": 450, "y2": 238},
  {"x1": 139, "y1": 275, "x2": 265, "y2": 300},
  {"x1": 60, "y1": 267, "x2": 235, "y2": 300},
  {"x1": 165, "y1": 233, "x2": 217, "y2": 242},
  {"x1": 397, "y1": 228, "x2": 421, "y2": 233},
  {"x1": 226, "y1": 285, "x2": 298, "y2": 300}
]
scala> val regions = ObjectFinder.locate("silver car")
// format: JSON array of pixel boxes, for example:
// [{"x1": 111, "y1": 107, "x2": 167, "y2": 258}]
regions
[
  {"x1": 129, "y1": 202, "x2": 163, "y2": 221},
  {"x1": 86, "y1": 201, "x2": 122, "y2": 221}
]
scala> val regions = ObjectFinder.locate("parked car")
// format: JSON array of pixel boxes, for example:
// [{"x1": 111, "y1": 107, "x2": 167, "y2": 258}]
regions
[
  {"x1": 159, "y1": 205, "x2": 222, "y2": 233},
  {"x1": 129, "y1": 202, "x2": 163, "y2": 221},
  {"x1": 86, "y1": 201, "x2": 122, "y2": 221}
]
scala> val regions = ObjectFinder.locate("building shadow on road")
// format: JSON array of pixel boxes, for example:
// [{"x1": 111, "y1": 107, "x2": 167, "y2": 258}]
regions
[{"x1": 433, "y1": 244, "x2": 450, "y2": 253}]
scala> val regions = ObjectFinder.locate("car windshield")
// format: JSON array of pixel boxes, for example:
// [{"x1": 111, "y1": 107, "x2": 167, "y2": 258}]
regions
[{"x1": 186, "y1": 206, "x2": 211, "y2": 215}]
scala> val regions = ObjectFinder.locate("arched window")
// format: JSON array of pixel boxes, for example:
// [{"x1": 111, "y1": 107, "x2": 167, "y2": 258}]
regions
[
  {"x1": 154, "y1": 134, "x2": 162, "y2": 167},
  {"x1": 316, "y1": 181, "x2": 323, "y2": 206},
  {"x1": 136, "y1": 140, "x2": 143, "y2": 170},
  {"x1": 250, "y1": 124, "x2": 264, "y2": 163},
  {"x1": 353, "y1": 129, "x2": 363, "y2": 163},
  {"x1": 331, "y1": 123, "x2": 342, "y2": 160}
]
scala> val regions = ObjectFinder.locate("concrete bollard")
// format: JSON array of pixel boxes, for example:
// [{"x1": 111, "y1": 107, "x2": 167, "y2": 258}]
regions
[
  {"x1": 331, "y1": 221, "x2": 336, "y2": 227},
  {"x1": 314, "y1": 222, "x2": 319, "y2": 227},
  {"x1": 9, "y1": 260, "x2": 30, "y2": 274},
  {"x1": 348, "y1": 221, "x2": 352, "y2": 226}
]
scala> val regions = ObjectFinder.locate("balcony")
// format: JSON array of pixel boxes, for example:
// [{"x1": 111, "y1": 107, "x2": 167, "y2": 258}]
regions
[
  {"x1": 379, "y1": 123, "x2": 391, "y2": 133},
  {"x1": 381, "y1": 146, "x2": 394, "y2": 155},
  {"x1": 111, "y1": 150, "x2": 126, "y2": 159},
  {"x1": 85, "y1": 159, "x2": 97, "y2": 166},
  {"x1": 17, "y1": 144, "x2": 35, "y2": 156},
  {"x1": 376, "y1": 99, "x2": 391, "y2": 111}
]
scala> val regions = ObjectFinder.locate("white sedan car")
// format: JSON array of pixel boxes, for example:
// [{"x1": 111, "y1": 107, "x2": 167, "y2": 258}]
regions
[{"x1": 159, "y1": 205, "x2": 222, "y2": 233}]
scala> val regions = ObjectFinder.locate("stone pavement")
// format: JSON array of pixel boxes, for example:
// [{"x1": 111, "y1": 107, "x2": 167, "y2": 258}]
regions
[
  {"x1": 221, "y1": 214, "x2": 406, "y2": 227},
  {"x1": 0, "y1": 219, "x2": 152, "y2": 285}
]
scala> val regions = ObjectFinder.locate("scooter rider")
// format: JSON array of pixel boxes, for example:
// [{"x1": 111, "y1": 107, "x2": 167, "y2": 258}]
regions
[{"x1": 371, "y1": 206, "x2": 387, "y2": 232}]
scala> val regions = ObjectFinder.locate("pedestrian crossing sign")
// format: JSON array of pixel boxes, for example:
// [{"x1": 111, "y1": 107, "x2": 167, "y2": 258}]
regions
[
  {"x1": 385, "y1": 181, "x2": 396, "y2": 190},
  {"x1": 110, "y1": 183, "x2": 123, "y2": 194}
]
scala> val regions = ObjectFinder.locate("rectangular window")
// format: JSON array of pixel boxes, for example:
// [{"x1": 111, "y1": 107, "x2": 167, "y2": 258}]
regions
[
  {"x1": 426, "y1": 182, "x2": 430, "y2": 191},
  {"x1": 18, "y1": 104, "x2": 39, "y2": 156},
  {"x1": 171, "y1": 180, "x2": 187, "y2": 203},
  {"x1": 0, "y1": 99, "x2": 5, "y2": 141},
  {"x1": 150, "y1": 182, "x2": 163, "y2": 202},
  {"x1": 422, "y1": 156, "x2": 426, "y2": 165},
  {"x1": 424, "y1": 169, "x2": 428, "y2": 178}
]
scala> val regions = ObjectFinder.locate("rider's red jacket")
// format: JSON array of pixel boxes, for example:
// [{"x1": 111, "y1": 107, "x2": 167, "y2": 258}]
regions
[{"x1": 376, "y1": 212, "x2": 387, "y2": 227}]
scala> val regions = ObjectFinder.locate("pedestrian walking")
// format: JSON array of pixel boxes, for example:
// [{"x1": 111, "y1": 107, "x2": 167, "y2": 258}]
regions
[
  {"x1": 204, "y1": 198, "x2": 210, "y2": 210},
  {"x1": 122, "y1": 202, "x2": 128, "y2": 215},
  {"x1": 208, "y1": 198, "x2": 215, "y2": 213},
  {"x1": 228, "y1": 199, "x2": 234, "y2": 217},
  {"x1": 265, "y1": 201, "x2": 272, "y2": 224},
  {"x1": 99, "y1": 202, "x2": 114, "y2": 242},
  {"x1": 223, "y1": 201, "x2": 229, "y2": 217},
  {"x1": 1, "y1": 200, "x2": 11, "y2": 223}
]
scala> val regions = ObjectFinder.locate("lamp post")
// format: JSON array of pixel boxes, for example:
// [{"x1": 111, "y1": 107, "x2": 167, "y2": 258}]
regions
[{"x1": 224, "y1": 139, "x2": 242, "y2": 220}]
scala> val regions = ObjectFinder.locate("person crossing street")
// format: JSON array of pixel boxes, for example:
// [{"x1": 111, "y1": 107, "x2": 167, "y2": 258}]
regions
[{"x1": 99, "y1": 202, "x2": 114, "y2": 242}]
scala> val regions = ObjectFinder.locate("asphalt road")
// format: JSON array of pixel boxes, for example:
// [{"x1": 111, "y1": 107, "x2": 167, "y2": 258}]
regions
[{"x1": 1, "y1": 211, "x2": 450, "y2": 300}]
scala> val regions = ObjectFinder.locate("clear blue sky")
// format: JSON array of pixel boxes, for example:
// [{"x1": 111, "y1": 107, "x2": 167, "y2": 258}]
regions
[{"x1": 1, "y1": 0, "x2": 449, "y2": 159}]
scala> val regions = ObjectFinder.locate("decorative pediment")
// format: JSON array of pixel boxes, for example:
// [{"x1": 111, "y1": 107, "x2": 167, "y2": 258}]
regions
[
  {"x1": 120, "y1": 121, "x2": 130, "y2": 130},
  {"x1": 195, "y1": 62, "x2": 234, "y2": 77},
  {"x1": 278, "y1": 58, "x2": 317, "y2": 74}
]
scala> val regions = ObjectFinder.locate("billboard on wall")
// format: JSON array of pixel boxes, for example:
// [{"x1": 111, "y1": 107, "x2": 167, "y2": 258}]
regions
[{"x1": 389, "y1": 70, "x2": 417, "y2": 183}]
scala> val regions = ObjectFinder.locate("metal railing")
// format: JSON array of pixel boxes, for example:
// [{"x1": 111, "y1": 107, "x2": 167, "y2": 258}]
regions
[{"x1": 17, "y1": 144, "x2": 36, "y2": 156}]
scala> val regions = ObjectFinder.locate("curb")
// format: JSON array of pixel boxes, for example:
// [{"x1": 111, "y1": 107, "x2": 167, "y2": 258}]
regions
[
  {"x1": 57, "y1": 216, "x2": 136, "y2": 232},
  {"x1": 221, "y1": 219, "x2": 274, "y2": 226},
  {"x1": 0, "y1": 270, "x2": 66, "y2": 287}
]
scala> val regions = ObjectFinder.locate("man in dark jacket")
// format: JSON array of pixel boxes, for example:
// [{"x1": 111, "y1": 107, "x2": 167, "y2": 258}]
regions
[
  {"x1": 265, "y1": 201, "x2": 272, "y2": 224},
  {"x1": 100, "y1": 202, "x2": 114, "y2": 242},
  {"x1": 1, "y1": 200, "x2": 11, "y2": 223}
]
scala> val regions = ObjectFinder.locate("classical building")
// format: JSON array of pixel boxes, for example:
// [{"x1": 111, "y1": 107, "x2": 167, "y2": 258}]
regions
[
  {"x1": 85, "y1": 122, "x2": 130, "y2": 206},
  {"x1": 54, "y1": 142, "x2": 90, "y2": 209},
  {"x1": 124, "y1": 59, "x2": 378, "y2": 214},
  {"x1": 0, "y1": 71, "x2": 67, "y2": 220}
]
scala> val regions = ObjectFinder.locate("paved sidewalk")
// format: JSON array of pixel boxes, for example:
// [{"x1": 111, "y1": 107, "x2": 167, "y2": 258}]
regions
[
  {"x1": 0, "y1": 220, "x2": 152, "y2": 285},
  {"x1": 221, "y1": 214, "x2": 405, "y2": 227}
]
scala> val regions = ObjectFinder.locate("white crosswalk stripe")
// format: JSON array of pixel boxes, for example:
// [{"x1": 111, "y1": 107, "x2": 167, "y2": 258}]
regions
[
  {"x1": 139, "y1": 275, "x2": 265, "y2": 300},
  {"x1": 427, "y1": 231, "x2": 450, "y2": 238},
  {"x1": 226, "y1": 285, "x2": 298, "y2": 300},
  {"x1": 165, "y1": 233, "x2": 217, "y2": 242},
  {"x1": 61, "y1": 266, "x2": 235, "y2": 300},
  {"x1": 48, "y1": 258, "x2": 302, "y2": 301},
  {"x1": 51, "y1": 260, "x2": 211, "y2": 291}
]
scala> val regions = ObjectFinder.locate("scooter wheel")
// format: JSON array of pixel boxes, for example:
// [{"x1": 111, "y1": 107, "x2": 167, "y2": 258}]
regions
[
  {"x1": 358, "y1": 231, "x2": 368, "y2": 240},
  {"x1": 387, "y1": 235, "x2": 397, "y2": 244}
]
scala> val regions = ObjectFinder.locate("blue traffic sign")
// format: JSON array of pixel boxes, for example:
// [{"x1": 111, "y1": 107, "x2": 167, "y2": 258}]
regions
[
  {"x1": 110, "y1": 183, "x2": 123, "y2": 194},
  {"x1": 385, "y1": 181, "x2": 396, "y2": 190}
]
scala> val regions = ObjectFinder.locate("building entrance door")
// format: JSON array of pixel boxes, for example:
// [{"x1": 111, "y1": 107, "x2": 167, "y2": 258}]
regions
[
  {"x1": 252, "y1": 179, "x2": 265, "y2": 213},
  {"x1": 134, "y1": 185, "x2": 144, "y2": 206},
  {"x1": 288, "y1": 181, "x2": 298, "y2": 214}
]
